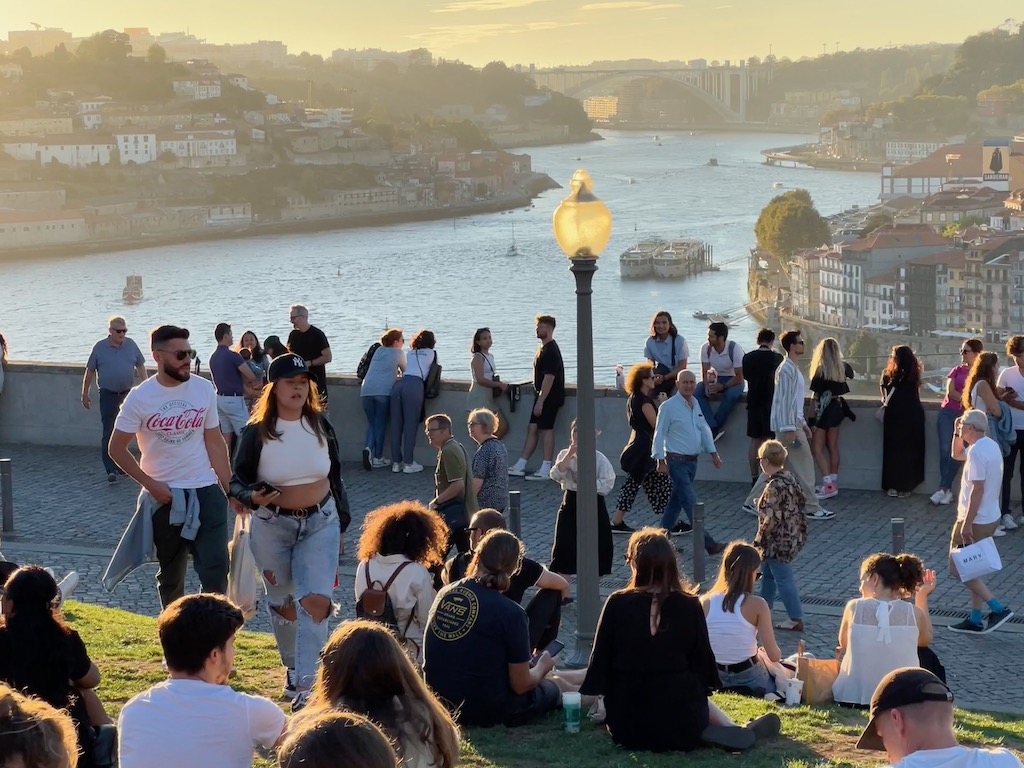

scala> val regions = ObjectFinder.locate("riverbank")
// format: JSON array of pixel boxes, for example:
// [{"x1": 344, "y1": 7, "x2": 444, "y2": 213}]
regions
[
  {"x1": 0, "y1": 172, "x2": 560, "y2": 261},
  {"x1": 762, "y1": 144, "x2": 886, "y2": 173},
  {"x1": 495, "y1": 130, "x2": 603, "y2": 149}
]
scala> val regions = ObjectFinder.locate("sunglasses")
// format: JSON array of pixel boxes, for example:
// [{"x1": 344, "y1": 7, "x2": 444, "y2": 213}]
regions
[
  {"x1": 111, "y1": 328, "x2": 127, "y2": 334},
  {"x1": 160, "y1": 348, "x2": 197, "y2": 361}
]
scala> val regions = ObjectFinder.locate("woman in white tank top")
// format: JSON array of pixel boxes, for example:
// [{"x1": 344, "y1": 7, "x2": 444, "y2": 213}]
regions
[
  {"x1": 832, "y1": 553, "x2": 935, "y2": 706},
  {"x1": 700, "y1": 543, "x2": 782, "y2": 696}
]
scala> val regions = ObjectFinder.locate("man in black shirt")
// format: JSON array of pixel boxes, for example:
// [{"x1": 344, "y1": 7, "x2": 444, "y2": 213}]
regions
[
  {"x1": 287, "y1": 305, "x2": 332, "y2": 406},
  {"x1": 742, "y1": 328, "x2": 784, "y2": 491},
  {"x1": 509, "y1": 315, "x2": 565, "y2": 481},
  {"x1": 442, "y1": 508, "x2": 569, "y2": 653}
]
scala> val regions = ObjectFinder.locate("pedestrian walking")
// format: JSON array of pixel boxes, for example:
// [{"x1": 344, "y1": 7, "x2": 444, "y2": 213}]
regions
[
  {"x1": 468, "y1": 408, "x2": 509, "y2": 513},
  {"x1": 287, "y1": 305, "x2": 332, "y2": 407},
  {"x1": 741, "y1": 329, "x2": 783, "y2": 495},
  {"x1": 209, "y1": 323, "x2": 258, "y2": 456}
]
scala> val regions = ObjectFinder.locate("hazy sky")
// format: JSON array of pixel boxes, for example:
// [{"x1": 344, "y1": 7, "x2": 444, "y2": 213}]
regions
[{"x1": 4, "y1": 1, "x2": 1014, "y2": 66}]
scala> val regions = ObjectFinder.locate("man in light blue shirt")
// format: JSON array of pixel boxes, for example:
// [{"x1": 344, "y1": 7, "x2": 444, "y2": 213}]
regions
[{"x1": 652, "y1": 370, "x2": 726, "y2": 555}]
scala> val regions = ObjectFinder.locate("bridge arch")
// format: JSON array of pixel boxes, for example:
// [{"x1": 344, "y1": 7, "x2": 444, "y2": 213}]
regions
[{"x1": 564, "y1": 71, "x2": 741, "y2": 122}]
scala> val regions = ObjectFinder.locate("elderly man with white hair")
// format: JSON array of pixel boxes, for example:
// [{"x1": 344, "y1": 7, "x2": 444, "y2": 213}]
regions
[{"x1": 947, "y1": 408, "x2": 1014, "y2": 634}]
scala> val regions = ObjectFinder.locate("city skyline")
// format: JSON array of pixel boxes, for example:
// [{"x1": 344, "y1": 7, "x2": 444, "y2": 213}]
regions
[{"x1": 3, "y1": 1, "x2": 1016, "y2": 67}]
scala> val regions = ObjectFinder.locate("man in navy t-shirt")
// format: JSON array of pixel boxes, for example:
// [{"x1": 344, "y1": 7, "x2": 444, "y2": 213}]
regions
[{"x1": 209, "y1": 323, "x2": 257, "y2": 454}]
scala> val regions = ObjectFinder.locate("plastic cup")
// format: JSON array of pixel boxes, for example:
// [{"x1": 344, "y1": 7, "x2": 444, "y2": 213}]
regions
[
  {"x1": 785, "y1": 677, "x2": 804, "y2": 706},
  {"x1": 562, "y1": 691, "x2": 582, "y2": 733}
]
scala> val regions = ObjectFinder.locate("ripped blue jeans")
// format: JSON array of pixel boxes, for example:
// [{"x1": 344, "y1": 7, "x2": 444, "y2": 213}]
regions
[{"x1": 250, "y1": 497, "x2": 340, "y2": 690}]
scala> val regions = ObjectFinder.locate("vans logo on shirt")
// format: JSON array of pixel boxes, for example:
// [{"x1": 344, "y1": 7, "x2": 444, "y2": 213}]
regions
[{"x1": 145, "y1": 400, "x2": 207, "y2": 445}]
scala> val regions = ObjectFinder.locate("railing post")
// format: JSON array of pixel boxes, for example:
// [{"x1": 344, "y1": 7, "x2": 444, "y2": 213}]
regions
[
  {"x1": 508, "y1": 490, "x2": 522, "y2": 538},
  {"x1": 891, "y1": 517, "x2": 905, "y2": 555},
  {"x1": 693, "y1": 501, "x2": 706, "y2": 584},
  {"x1": 1, "y1": 459, "x2": 13, "y2": 534}
]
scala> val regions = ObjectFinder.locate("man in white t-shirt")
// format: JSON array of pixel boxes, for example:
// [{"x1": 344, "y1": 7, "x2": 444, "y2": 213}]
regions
[
  {"x1": 696, "y1": 321, "x2": 745, "y2": 439},
  {"x1": 996, "y1": 335, "x2": 1024, "y2": 530},
  {"x1": 118, "y1": 594, "x2": 287, "y2": 768},
  {"x1": 857, "y1": 667, "x2": 1022, "y2": 768},
  {"x1": 109, "y1": 325, "x2": 237, "y2": 607},
  {"x1": 947, "y1": 409, "x2": 1014, "y2": 634}
]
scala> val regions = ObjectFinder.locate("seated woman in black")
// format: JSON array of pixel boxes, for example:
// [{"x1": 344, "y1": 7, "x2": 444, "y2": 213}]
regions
[
  {"x1": 0, "y1": 566, "x2": 106, "y2": 768},
  {"x1": 580, "y1": 529, "x2": 780, "y2": 753},
  {"x1": 424, "y1": 529, "x2": 584, "y2": 727}
]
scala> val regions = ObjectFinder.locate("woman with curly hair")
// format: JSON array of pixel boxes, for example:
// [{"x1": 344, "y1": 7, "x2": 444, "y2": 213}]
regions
[
  {"x1": 879, "y1": 345, "x2": 925, "y2": 498},
  {"x1": 355, "y1": 502, "x2": 450, "y2": 664},
  {"x1": 611, "y1": 362, "x2": 671, "y2": 534},
  {"x1": 307, "y1": 621, "x2": 460, "y2": 768}
]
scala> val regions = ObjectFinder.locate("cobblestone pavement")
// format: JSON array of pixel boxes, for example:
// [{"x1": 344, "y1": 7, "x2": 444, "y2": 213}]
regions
[{"x1": 2, "y1": 443, "x2": 1023, "y2": 713}]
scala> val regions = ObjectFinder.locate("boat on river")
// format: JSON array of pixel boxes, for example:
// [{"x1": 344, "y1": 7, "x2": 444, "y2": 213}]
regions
[
  {"x1": 619, "y1": 239, "x2": 661, "y2": 278},
  {"x1": 620, "y1": 238, "x2": 712, "y2": 280},
  {"x1": 122, "y1": 274, "x2": 143, "y2": 304}
]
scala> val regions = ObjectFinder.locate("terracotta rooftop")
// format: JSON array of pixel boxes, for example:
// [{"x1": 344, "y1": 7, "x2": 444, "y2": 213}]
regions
[
  {"x1": 892, "y1": 144, "x2": 983, "y2": 179},
  {"x1": 908, "y1": 249, "x2": 967, "y2": 267},
  {"x1": 841, "y1": 226, "x2": 948, "y2": 252}
]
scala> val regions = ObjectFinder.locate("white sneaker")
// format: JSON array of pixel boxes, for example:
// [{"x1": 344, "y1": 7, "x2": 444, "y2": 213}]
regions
[
  {"x1": 994, "y1": 527, "x2": 1007, "y2": 537},
  {"x1": 508, "y1": 466, "x2": 527, "y2": 477},
  {"x1": 929, "y1": 489, "x2": 946, "y2": 505},
  {"x1": 57, "y1": 571, "x2": 80, "y2": 604},
  {"x1": 1001, "y1": 514, "x2": 1019, "y2": 530},
  {"x1": 939, "y1": 490, "x2": 954, "y2": 505},
  {"x1": 403, "y1": 462, "x2": 424, "y2": 474},
  {"x1": 392, "y1": 463, "x2": 403, "y2": 473},
  {"x1": 371, "y1": 457, "x2": 389, "y2": 468},
  {"x1": 525, "y1": 471, "x2": 550, "y2": 481}
]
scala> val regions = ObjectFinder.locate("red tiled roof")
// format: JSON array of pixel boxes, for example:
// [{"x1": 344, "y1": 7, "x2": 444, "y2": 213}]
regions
[
  {"x1": 908, "y1": 249, "x2": 967, "y2": 267},
  {"x1": 892, "y1": 144, "x2": 983, "y2": 178},
  {"x1": 842, "y1": 226, "x2": 948, "y2": 252}
]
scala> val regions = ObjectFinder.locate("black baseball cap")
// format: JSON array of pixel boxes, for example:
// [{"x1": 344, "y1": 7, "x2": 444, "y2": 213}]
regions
[
  {"x1": 268, "y1": 353, "x2": 309, "y2": 382},
  {"x1": 857, "y1": 667, "x2": 954, "y2": 751}
]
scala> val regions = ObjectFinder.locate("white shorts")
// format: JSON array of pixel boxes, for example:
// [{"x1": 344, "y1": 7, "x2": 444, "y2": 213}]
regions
[{"x1": 217, "y1": 395, "x2": 250, "y2": 435}]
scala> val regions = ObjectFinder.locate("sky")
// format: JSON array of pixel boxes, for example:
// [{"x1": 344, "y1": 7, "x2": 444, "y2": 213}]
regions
[{"x1": 3, "y1": 1, "x2": 1016, "y2": 67}]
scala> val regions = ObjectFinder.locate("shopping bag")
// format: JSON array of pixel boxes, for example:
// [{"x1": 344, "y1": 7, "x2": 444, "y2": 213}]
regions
[
  {"x1": 227, "y1": 515, "x2": 259, "y2": 620},
  {"x1": 797, "y1": 640, "x2": 840, "y2": 705},
  {"x1": 951, "y1": 537, "x2": 1002, "y2": 582}
]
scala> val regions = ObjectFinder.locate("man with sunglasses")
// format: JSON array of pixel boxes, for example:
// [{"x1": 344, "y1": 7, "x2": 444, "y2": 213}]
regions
[
  {"x1": 82, "y1": 316, "x2": 148, "y2": 483},
  {"x1": 108, "y1": 325, "x2": 235, "y2": 607}
]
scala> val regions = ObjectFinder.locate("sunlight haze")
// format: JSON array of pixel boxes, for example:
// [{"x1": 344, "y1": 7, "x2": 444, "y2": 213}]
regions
[{"x1": 4, "y1": 0, "x2": 1013, "y2": 65}]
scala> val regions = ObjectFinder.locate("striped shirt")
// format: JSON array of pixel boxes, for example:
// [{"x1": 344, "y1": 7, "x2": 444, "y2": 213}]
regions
[{"x1": 770, "y1": 357, "x2": 806, "y2": 435}]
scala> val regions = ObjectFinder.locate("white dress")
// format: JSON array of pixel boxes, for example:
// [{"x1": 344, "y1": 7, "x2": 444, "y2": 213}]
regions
[{"x1": 832, "y1": 598, "x2": 919, "y2": 706}]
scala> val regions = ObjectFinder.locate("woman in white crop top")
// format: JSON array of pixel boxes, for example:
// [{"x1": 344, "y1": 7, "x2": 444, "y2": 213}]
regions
[
  {"x1": 700, "y1": 542, "x2": 782, "y2": 697},
  {"x1": 391, "y1": 330, "x2": 437, "y2": 474},
  {"x1": 229, "y1": 353, "x2": 343, "y2": 707}
]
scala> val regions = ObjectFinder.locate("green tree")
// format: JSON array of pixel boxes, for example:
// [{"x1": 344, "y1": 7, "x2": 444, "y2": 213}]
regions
[
  {"x1": 76, "y1": 30, "x2": 132, "y2": 62},
  {"x1": 755, "y1": 189, "x2": 831, "y2": 260},
  {"x1": 147, "y1": 44, "x2": 167, "y2": 65},
  {"x1": 860, "y1": 212, "x2": 893, "y2": 236},
  {"x1": 849, "y1": 330, "x2": 879, "y2": 375},
  {"x1": 942, "y1": 216, "x2": 989, "y2": 238}
]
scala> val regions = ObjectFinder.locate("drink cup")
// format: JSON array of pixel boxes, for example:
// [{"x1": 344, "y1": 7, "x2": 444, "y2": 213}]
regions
[
  {"x1": 785, "y1": 677, "x2": 804, "y2": 706},
  {"x1": 562, "y1": 691, "x2": 582, "y2": 733}
]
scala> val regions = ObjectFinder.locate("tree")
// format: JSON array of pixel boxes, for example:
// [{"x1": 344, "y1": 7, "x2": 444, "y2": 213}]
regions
[
  {"x1": 942, "y1": 216, "x2": 989, "y2": 238},
  {"x1": 147, "y1": 44, "x2": 167, "y2": 65},
  {"x1": 754, "y1": 189, "x2": 831, "y2": 260},
  {"x1": 849, "y1": 330, "x2": 879, "y2": 375},
  {"x1": 76, "y1": 30, "x2": 132, "y2": 63},
  {"x1": 860, "y1": 212, "x2": 893, "y2": 236}
]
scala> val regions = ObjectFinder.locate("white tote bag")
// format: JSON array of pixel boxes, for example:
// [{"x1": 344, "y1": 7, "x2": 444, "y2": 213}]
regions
[
  {"x1": 227, "y1": 515, "x2": 259, "y2": 620},
  {"x1": 951, "y1": 537, "x2": 1003, "y2": 582}
]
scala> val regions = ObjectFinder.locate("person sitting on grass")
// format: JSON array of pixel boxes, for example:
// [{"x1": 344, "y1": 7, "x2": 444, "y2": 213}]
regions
[
  {"x1": 580, "y1": 528, "x2": 780, "y2": 753},
  {"x1": 306, "y1": 620, "x2": 459, "y2": 768},
  {"x1": 0, "y1": 566, "x2": 109, "y2": 768},
  {"x1": 0, "y1": 683, "x2": 81, "y2": 768},
  {"x1": 701, "y1": 542, "x2": 782, "y2": 698},
  {"x1": 442, "y1": 508, "x2": 570, "y2": 655},
  {"x1": 118, "y1": 593, "x2": 287, "y2": 768},
  {"x1": 277, "y1": 710, "x2": 399, "y2": 768},
  {"x1": 424, "y1": 530, "x2": 586, "y2": 727}
]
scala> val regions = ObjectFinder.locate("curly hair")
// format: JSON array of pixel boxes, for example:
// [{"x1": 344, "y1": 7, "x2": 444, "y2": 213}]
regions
[
  {"x1": 624, "y1": 362, "x2": 654, "y2": 395},
  {"x1": 357, "y1": 502, "x2": 450, "y2": 568},
  {"x1": 861, "y1": 553, "x2": 926, "y2": 593}
]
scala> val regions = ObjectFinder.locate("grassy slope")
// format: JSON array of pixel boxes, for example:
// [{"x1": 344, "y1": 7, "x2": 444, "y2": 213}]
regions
[{"x1": 66, "y1": 602, "x2": 1024, "y2": 768}]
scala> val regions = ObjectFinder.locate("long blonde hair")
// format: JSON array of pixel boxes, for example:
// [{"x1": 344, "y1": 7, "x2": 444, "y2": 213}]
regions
[{"x1": 809, "y1": 337, "x2": 845, "y2": 383}]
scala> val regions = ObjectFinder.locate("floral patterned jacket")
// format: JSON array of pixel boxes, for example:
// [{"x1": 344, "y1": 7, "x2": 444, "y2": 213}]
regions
[{"x1": 754, "y1": 470, "x2": 807, "y2": 564}]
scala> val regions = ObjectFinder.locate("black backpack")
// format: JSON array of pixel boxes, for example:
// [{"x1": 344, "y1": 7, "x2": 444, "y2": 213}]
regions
[
  {"x1": 356, "y1": 342, "x2": 382, "y2": 381},
  {"x1": 356, "y1": 561, "x2": 415, "y2": 639}
]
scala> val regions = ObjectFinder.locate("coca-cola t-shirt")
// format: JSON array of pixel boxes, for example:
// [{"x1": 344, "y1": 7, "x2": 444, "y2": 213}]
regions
[{"x1": 114, "y1": 375, "x2": 220, "y2": 488}]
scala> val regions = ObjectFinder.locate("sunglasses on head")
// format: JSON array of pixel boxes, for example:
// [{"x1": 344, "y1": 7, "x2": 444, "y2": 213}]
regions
[{"x1": 161, "y1": 348, "x2": 197, "y2": 361}]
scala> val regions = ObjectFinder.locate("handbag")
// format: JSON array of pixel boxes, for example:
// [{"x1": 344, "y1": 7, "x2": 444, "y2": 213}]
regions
[
  {"x1": 491, "y1": 373, "x2": 503, "y2": 399},
  {"x1": 875, "y1": 387, "x2": 894, "y2": 424},
  {"x1": 424, "y1": 356, "x2": 442, "y2": 399},
  {"x1": 493, "y1": 406, "x2": 510, "y2": 439},
  {"x1": 797, "y1": 640, "x2": 840, "y2": 705},
  {"x1": 951, "y1": 536, "x2": 1003, "y2": 582},
  {"x1": 227, "y1": 515, "x2": 259, "y2": 620}
]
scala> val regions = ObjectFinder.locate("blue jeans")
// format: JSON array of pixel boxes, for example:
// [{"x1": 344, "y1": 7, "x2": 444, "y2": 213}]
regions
[
  {"x1": 390, "y1": 376, "x2": 425, "y2": 465},
  {"x1": 936, "y1": 408, "x2": 962, "y2": 491},
  {"x1": 250, "y1": 498, "x2": 341, "y2": 690},
  {"x1": 719, "y1": 659, "x2": 776, "y2": 696},
  {"x1": 695, "y1": 375, "x2": 743, "y2": 431},
  {"x1": 1001, "y1": 429, "x2": 1024, "y2": 516},
  {"x1": 759, "y1": 558, "x2": 803, "y2": 621},
  {"x1": 660, "y1": 457, "x2": 716, "y2": 551},
  {"x1": 99, "y1": 388, "x2": 128, "y2": 474},
  {"x1": 361, "y1": 395, "x2": 390, "y2": 459}
]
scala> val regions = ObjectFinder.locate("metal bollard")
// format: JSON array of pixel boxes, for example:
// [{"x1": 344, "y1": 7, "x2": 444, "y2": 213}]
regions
[
  {"x1": 891, "y1": 517, "x2": 905, "y2": 555},
  {"x1": 1, "y1": 459, "x2": 12, "y2": 534},
  {"x1": 508, "y1": 490, "x2": 522, "y2": 538},
  {"x1": 692, "y1": 501, "x2": 706, "y2": 584}
]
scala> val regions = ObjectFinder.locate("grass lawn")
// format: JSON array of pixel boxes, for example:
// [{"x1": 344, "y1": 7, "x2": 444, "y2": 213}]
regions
[{"x1": 66, "y1": 602, "x2": 1024, "y2": 768}]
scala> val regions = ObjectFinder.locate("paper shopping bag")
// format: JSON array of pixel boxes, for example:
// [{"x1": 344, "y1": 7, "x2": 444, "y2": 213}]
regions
[{"x1": 951, "y1": 537, "x2": 1002, "y2": 582}]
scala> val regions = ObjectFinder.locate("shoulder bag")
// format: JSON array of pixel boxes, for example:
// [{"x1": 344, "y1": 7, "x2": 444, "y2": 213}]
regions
[{"x1": 875, "y1": 386, "x2": 894, "y2": 424}]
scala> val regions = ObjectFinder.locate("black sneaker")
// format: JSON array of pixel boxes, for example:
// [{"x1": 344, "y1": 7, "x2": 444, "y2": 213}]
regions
[
  {"x1": 362, "y1": 447, "x2": 372, "y2": 471},
  {"x1": 283, "y1": 668, "x2": 297, "y2": 701},
  {"x1": 611, "y1": 521, "x2": 635, "y2": 534},
  {"x1": 671, "y1": 521, "x2": 693, "y2": 535},
  {"x1": 948, "y1": 618, "x2": 985, "y2": 634},
  {"x1": 984, "y1": 608, "x2": 1014, "y2": 633}
]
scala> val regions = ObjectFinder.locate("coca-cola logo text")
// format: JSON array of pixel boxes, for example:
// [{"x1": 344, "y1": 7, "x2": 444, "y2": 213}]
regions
[{"x1": 146, "y1": 400, "x2": 207, "y2": 445}]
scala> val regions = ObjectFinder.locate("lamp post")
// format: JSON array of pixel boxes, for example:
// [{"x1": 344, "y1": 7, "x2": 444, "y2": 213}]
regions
[{"x1": 553, "y1": 169, "x2": 612, "y2": 668}]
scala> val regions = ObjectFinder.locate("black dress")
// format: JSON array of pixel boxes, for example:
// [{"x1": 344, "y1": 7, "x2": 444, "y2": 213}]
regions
[
  {"x1": 619, "y1": 392, "x2": 656, "y2": 481},
  {"x1": 580, "y1": 590, "x2": 721, "y2": 752},
  {"x1": 880, "y1": 373, "x2": 925, "y2": 493}
]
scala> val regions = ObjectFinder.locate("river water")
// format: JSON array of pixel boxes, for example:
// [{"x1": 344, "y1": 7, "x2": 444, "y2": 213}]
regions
[{"x1": 0, "y1": 130, "x2": 879, "y2": 382}]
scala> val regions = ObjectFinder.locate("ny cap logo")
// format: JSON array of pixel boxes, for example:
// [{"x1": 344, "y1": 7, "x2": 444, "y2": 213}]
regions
[{"x1": 293, "y1": 356, "x2": 304, "y2": 367}]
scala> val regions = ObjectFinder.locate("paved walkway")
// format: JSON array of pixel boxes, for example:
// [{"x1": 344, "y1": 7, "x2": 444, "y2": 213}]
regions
[{"x1": 2, "y1": 442, "x2": 1023, "y2": 713}]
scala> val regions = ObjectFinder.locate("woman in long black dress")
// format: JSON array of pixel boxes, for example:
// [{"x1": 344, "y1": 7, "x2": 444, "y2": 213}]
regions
[
  {"x1": 880, "y1": 345, "x2": 926, "y2": 497},
  {"x1": 611, "y1": 363, "x2": 671, "y2": 534},
  {"x1": 549, "y1": 420, "x2": 615, "y2": 577},
  {"x1": 580, "y1": 529, "x2": 779, "y2": 752}
]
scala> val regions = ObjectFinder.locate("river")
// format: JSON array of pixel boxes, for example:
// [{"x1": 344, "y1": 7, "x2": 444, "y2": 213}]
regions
[{"x1": 0, "y1": 130, "x2": 880, "y2": 383}]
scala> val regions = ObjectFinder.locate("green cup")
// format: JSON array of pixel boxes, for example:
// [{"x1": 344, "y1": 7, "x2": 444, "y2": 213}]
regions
[{"x1": 562, "y1": 691, "x2": 581, "y2": 733}]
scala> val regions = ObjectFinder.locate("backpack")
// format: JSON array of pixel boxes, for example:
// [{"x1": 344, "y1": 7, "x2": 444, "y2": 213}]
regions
[
  {"x1": 355, "y1": 560, "x2": 415, "y2": 640},
  {"x1": 356, "y1": 342, "x2": 382, "y2": 381}
]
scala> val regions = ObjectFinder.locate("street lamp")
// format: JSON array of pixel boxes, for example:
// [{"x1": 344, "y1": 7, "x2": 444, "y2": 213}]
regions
[{"x1": 553, "y1": 169, "x2": 612, "y2": 668}]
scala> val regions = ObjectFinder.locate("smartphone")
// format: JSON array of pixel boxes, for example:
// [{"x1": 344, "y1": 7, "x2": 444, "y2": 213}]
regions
[
  {"x1": 254, "y1": 481, "x2": 281, "y2": 495},
  {"x1": 531, "y1": 639, "x2": 565, "y2": 666}
]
